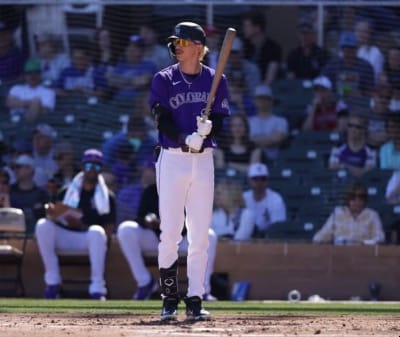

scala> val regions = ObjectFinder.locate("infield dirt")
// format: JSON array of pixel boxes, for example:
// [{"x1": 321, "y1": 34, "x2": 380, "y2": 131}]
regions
[{"x1": 0, "y1": 313, "x2": 399, "y2": 337}]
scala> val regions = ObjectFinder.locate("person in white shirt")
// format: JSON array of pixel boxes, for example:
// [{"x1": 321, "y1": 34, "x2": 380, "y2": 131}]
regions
[
  {"x1": 354, "y1": 18, "x2": 384, "y2": 83},
  {"x1": 212, "y1": 179, "x2": 255, "y2": 240},
  {"x1": 242, "y1": 163, "x2": 287, "y2": 238},
  {"x1": 6, "y1": 59, "x2": 56, "y2": 123}
]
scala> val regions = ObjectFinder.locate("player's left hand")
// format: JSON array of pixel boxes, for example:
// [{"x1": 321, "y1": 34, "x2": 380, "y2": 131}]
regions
[{"x1": 196, "y1": 116, "x2": 212, "y2": 138}]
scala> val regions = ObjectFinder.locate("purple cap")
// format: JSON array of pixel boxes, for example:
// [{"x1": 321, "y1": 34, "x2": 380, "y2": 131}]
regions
[{"x1": 82, "y1": 148, "x2": 104, "y2": 165}]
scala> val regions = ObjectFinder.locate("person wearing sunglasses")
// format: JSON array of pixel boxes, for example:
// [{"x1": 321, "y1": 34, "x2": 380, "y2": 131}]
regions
[
  {"x1": 35, "y1": 148, "x2": 116, "y2": 301},
  {"x1": 242, "y1": 162, "x2": 287, "y2": 238},
  {"x1": 149, "y1": 21, "x2": 230, "y2": 321},
  {"x1": 313, "y1": 181, "x2": 385, "y2": 245},
  {"x1": 329, "y1": 113, "x2": 377, "y2": 177}
]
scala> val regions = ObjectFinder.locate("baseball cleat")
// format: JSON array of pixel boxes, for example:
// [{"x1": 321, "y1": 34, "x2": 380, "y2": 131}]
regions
[
  {"x1": 160, "y1": 296, "x2": 179, "y2": 321},
  {"x1": 133, "y1": 278, "x2": 158, "y2": 300},
  {"x1": 184, "y1": 296, "x2": 211, "y2": 321}
]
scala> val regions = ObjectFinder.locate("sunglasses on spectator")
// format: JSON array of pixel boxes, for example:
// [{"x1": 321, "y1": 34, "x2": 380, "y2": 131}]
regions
[
  {"x1": 14, "y1": 164, "x2": 30, "y2": 170},
  {"x1": 172, "y1": 38, "x2": 196, "y2": 47},
  {"x1": 84, "y1": 162, "x2": 102, "y2": 171},
  {"x1": 347, "y1": 123, "x2": 365, "y2": 130},
  {"x1": 349, "y1": 193, "x2": 367, "y2": 200},
  {"x1": 251, "y1": 176, "x2": 267, "y2": 181}
]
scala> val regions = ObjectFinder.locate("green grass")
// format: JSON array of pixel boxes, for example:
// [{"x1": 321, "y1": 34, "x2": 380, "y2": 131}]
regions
[{"x1": 1, "y1": 299, "x2": 399, "y2": 315}]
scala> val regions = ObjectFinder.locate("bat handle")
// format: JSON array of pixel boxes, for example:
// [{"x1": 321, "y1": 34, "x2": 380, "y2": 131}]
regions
[{"x1": 200, "y1": 108, "x2": 209, "y2": 122}]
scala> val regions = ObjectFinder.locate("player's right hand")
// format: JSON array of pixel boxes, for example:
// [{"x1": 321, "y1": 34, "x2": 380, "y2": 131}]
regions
[{"x1": 185, "y1": 132, "x2": 204, "y2": 152}]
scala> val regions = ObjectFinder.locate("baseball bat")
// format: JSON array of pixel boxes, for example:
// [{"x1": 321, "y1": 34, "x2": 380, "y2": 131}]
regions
[{"x1": 203, "y1": 27, "x2": 236, "y2": 119}]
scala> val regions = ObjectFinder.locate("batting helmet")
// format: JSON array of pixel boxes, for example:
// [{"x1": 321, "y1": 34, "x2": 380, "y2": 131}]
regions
[{"x1": 167, "y1": 21, "x2": 206, "y2": 56}]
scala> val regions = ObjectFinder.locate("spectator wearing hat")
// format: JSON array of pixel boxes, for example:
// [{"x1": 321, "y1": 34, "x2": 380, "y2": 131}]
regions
[
  {"x1": 35, "y1": 148, "x2": 116, "y2": 300},
  {"x1": 286, "y1": 21, "x2": 330, "y2": 80},
  {"x1": 248, "y1": 84, "x2": 289, "y2": 164},
  {"x1": 224, "y1": 37, "x2": 261, "y2": 116},
  {"x1": 35, "y1": 33, "x2": 70, "y2": 87},
  {"x1": 0, "y1": 20, "x2": 25, "y2": 84},
  {"x1": 139, "y1": 24, "x2": 172, "y2": 71},
  {"x1": 203, "y1": 25, "x2": 221, "y2": 70},
  {"x1": 242, "y1": 162, "x2": 286, "y2": 238},
  {"x1": 108, "y1": 34, "x2": 157, "y2": 100},
  {"x1": 241, "y1": 11, "x2": 283, "y2": 85},
  {"x1": 302, "y1": 75, "x2": 347, "y2": 131},
  {"x1": 323, "y1": 31, "x2": 375, "y2": 100},
  {"x1": 6, "y1": 59, "x2": 56, "y2": 123},
  {"x1": 56, "y1": 45, "x2": 108, "y2": 99},
  {"x1": 9, "y1": 154, "x2": 49, "y2": 234},
  {"x1": 101, "y1": 115, "x2": 157, "y2": 187}
]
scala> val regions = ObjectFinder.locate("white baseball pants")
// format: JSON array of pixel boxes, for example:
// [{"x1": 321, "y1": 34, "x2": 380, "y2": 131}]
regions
[
  {"x1": 156, "y1": 148, "x2": 215, "y2": 298},
  {"x1": 117, "y1": 221, "x2": 217, "y2": 294},
  {"x1": 35, "y1": 218, "x2": 108, "y2": 295}
]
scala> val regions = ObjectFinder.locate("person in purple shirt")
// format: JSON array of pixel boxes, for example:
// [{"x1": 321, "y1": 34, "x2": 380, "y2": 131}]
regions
[
  {"x1": 149, "y1": 21, "x2": 230, "y2": 321},
  {"x1": 0, "y1": 21, "x2": 24, "y2": 84}
]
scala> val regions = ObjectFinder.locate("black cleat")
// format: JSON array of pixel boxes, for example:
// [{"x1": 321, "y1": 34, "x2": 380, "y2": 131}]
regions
[
  {"x1": 160, "y1": 296, "x2": 179, "y2": 321},
  {"x1": 184, "y1": 296, "x2": 211, "y2": 321}
]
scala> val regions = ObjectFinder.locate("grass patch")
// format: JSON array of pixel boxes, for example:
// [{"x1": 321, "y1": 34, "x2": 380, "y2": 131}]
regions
[{"x1": 0, "y1": 299, "x2": 399, "y2": 315}]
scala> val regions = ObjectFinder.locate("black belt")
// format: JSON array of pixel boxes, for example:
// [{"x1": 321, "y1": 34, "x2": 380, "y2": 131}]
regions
[{"x1": 164, "y1": 145, "x2": 204, "y2": 153}]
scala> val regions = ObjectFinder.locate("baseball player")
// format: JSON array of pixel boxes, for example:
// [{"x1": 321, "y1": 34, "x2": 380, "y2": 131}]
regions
[{"x1": 149, "y1": 21, "x2": 230, "y2": 321}]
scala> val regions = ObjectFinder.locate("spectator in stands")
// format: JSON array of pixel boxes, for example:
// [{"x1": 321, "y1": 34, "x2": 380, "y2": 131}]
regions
[
  {"x1": 302, "y1": 75, "x2": 347, "y2": 131},
  {"x1": 108, "y1": 35, "x2": 157, "y2": 101},
  {"x1": 92, "y1": 27, "x2": 119, "y2": 98},
  {"x1": 0, "y1": 168, "x2": 10, "y2": 207},
  {"x1": 32, "y1": 123, "x2": 59, "y2": 187},
  {"x1": 313, "y1": 181, "x2": 385, "y2": 245},
  {"x1": 117, "y1": 180, "x2": 218, "y2": 301},
  {"x1": 101, "y1": 115, "x2": 157, "y2": 184},
  {"x1": 354, "y1": 18, "x2": 384, "y2": 83},
  {"x1": 203, "y1": 25, "x2": 221, "y2": 70},
  {"x1": 329, "y1": 113, "x2": 377, "y2": 177},
  {"x1": 51, "y1": 141, "x2": 79, "y2": 189},
  {"x1": 386, "y1": 170, "x2": 400, "y2": 205},
  {"x1": 0, "y1": 20, "x2": 24, "y2": 84},
  {"x1": 323, "y1": 31, "x2": 374, "y2": 100},
  {"x1": 242, "y1": 163, "x2": 287, "y2": 238},
  {"x1": 56, "y1": 45, "x2": 108, "y2": 99},
  {"x1": 214, "y1": 113, "x2": 263, "y2": 174},
  {"x1": 116, "y1": 160, "x2": 156, "y2": 225},
  {"x1": 286, "y1": 20, "x2": 330, "y2": 80},
  {"x1": 248, "y1": 84, "x2": 289, "y2": 164},
  {"x1": 367, "y1": 84, "x2": 392, "y2": 149},
  {"x1": 242, "y1": 11, "x2": 282, "y2": 85},
  {"x1": 6, "y1": 59, "x2": 56, "y2": 123},
  {"x1": 212, "y1": 179, "x2": 255, "y2": 240},
  {"x1": 224, "y1": 37, "x2": 260, "y2": 116},
  {"x1": 35, "y1": 149, "x2": 115, "y2": 300},
  {"x1": 379, "y1": 113, "x2": 400, "y2": 170},
  {"x1": 380, "y1": 46, "x2": 400, "y2": 88},
  {"x1": 139, "y1": 24, "x2": 171, "y2": 71},
  {"x1": 9, "y1": 154, "x2": 49, "y2": 234},
  {"x1": 35, "y1": 33, "x2": 70, "y2": 88}
]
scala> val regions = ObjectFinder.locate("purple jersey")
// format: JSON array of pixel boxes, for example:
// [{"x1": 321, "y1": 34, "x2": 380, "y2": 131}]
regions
[{"x1": 149, "y1": 63, "x2": 230, "y2": 148}]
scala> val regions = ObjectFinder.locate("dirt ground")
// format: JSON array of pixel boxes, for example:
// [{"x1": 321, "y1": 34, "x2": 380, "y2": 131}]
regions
[{"x1": 0, "y1": 313, "x2": 399, "y2": 337}]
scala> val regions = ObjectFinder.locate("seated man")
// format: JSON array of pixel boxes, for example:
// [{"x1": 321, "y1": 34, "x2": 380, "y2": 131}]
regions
[
  {"x1": 35, "y1": 149, "x2": 116, "y2": 300},
  {"x1": 117, "y1": 180, "x2": 218, "y2": 301}
]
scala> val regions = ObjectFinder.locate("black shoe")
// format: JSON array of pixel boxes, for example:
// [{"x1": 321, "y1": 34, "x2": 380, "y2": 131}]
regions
[
  {"x1": 184, "y1": 296, "x2": 210, "y2": 321},
  {"x1": 160, "y1": 296, "x2": 179, "y2": 321}
]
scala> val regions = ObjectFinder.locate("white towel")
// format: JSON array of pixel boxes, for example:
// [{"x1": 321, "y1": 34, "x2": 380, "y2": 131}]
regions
[{"x1": 63, "y1": 172, "x2": 110, "y2": 215}]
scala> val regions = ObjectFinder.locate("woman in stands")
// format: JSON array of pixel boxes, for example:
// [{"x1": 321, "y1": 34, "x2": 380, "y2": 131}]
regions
[{"x1": 313, "y1": 181, "x2": 385, "y2": 245}]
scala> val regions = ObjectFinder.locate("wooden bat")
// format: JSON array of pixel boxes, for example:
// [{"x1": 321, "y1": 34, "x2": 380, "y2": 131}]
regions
[{"x1": 203, "y1": 27, "x2": 236, "y2": 120}]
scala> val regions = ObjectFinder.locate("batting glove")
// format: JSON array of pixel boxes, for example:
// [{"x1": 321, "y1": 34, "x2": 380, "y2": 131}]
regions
[
  {"x1": 196, "y1": 116, "x2": 213, "y2": 138},
  {"x1": 185, "y1": 132, "x2": 204, "y2": 152}
]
